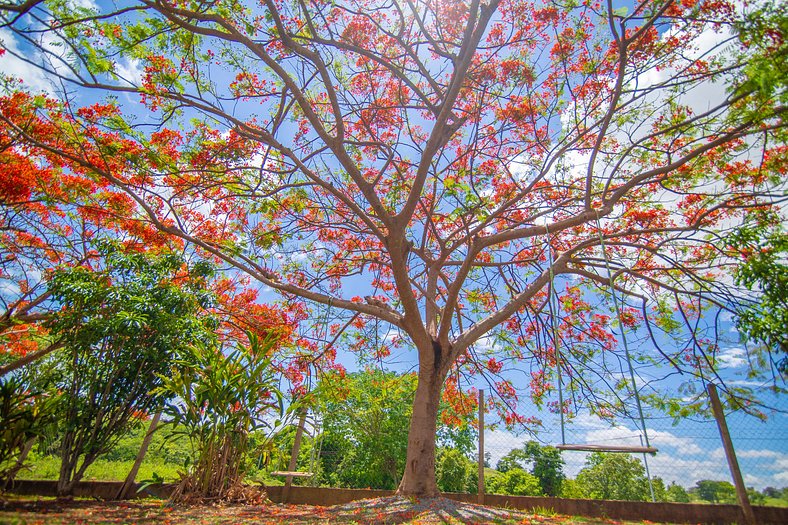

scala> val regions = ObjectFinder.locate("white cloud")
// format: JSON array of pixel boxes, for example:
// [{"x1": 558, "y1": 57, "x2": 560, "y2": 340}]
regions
[
  {"x1": 581, "y1": 425, "x2": 703, "y2": 455},
  {"x1": 0, "y1": 280, "x2": 22, "y2": 297},
  {"x1": 736, "y1": 449, "x2": 783, "y2": 460},
  {"x1": 717, "y1": 347, "x2": 748, "y2": 369},
  {"x1": 0, "y1": 29, "x2": 54, "y2": 93},
  {"x1": 114, "y1": 57, "x2": 143, "y2": 87},
  {"x1": 484, "y1": 429, "x2": 526, "y2": 466},
  {"x1": 775, "y1": 471, "x2": 788, "y2": 483},
  {"x1": 743, "y1": 473, "x2": 764, "y2": 486},
  {"x1": 727, "y1": 379, "x2": 769, "y2": 387},
  {"x1": 647, "y1": 453, "x2": 730, "y2": 486},
  {"x1": 67, "y1": 0, "x2": 98, "y2": 9},
  {"x1": 473, "y1": 335, "x2": 496, "y2": 353}
]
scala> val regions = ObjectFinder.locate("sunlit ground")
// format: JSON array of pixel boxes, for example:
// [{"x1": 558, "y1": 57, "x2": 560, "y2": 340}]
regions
[{"x1": 0, "y1": 495, "x2": 669, "y2": 524}]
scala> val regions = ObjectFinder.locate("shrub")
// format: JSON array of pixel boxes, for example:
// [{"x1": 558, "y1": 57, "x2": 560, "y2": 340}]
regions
[
  {"x1": 157, "y1": 333, "x2": 283, "y2": 502},
  {"x1": 486, "y1": 468, "x2": 541, "y2": 496}
]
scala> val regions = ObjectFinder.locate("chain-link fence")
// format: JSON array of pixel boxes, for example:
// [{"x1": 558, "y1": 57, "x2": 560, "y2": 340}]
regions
[
  {"x1": 269, "y1": 384, "x2": 786, "y2": 504},
  {"x1": 483, "y1": 392, "x2": 787, "y2": 502}
]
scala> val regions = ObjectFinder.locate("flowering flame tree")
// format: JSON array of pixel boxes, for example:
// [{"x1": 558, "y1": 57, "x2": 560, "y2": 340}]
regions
[{"x1": 0, "y1": 0, "x2": 785, "y2": 495}]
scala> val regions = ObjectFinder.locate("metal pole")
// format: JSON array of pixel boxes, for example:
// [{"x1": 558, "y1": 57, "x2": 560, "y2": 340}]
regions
[
  {"x1": 477, "y1": 389, "x2": 485, "y2": 504},
  {"x1": 640, "y1": 434, "x2": 655, "y2": 502},
  {"x1": 707, "y1": 383, "x2": 756, "y2": 525}
]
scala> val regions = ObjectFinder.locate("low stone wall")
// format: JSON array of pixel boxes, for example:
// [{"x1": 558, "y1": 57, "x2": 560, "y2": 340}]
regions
[
  {"x1": 6, "y1": 480, "x2": 788, "y2": 525},
  {"x1": 444, "y1": 492, "x2": 788, "y2": 525}
]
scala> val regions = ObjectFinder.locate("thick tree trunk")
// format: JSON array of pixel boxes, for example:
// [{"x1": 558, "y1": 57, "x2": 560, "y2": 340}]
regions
[{"x1": 396, "y1": 367, "x2": 444, "y2": 497}]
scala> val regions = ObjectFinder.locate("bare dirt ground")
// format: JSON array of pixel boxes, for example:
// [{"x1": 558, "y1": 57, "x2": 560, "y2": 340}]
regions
[{"x1": 0, "y1": 495, "x2": 662, "y2": 525}]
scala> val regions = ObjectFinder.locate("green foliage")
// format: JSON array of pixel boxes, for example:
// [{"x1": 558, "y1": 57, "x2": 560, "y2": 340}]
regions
[
  {"x1": 693, "y1": 479, "x2": 737, "y2": 504},
  {"x1": 436, "y1": 448, "x2": 477, "y2": 494},
  {"x1": 312, "y1": 369, "x2": 477, "y2": 490},
  {"x1": 310, "y1": 369, "x2": 478, "y2": 492},
  {"x1": 666, "y1": 482, "x2": 691, "y2": 503},
  {"x1": 16, "y1": 421, "x2": 192, "y2": 483},
  {"x1": 733, "y1": 4, "x2": 788, "y2": 108},
  {"x1": 748, "y1": 487, "x2": 767, "y2": 506},
  {"x1": 43, "y1": 242, "x2": 218, "y2": 494},
  {"x1": 728, "y1": 215, "x2": 788, "y2": 373},
  {"x1": 651, "y1": 476, "x2": 667, "y2": 503},
  {"x1": 314, "y1": 369, "x2": 415, "y2": 490},
  {"x1": 0, "y1": 377, "x2": 57, "y2": 483},
  {"x1": 21, "y1": 453, "x2": 182, "y2": 483},
  {"x1": 574, "y1": 452, "x2": 651, "y2": 501},
  {"x1": 156, "y1": 333, "x2": 283, "y2": 501},
  {"x1": 496, "y1": 448, "x2": 526, "y2": 473},
  {"x1": 559, "y1": 478, "x2": 584, "y2": 499},
  {"x1": 495, "y1": 441, "x2": 564, "y2": 496},
  {"x1": 486, "y1": 468, "x2": 541, "y2": 496},
  {"x1": 100, "y1": 420, "x2": 193, "y2": 467}
]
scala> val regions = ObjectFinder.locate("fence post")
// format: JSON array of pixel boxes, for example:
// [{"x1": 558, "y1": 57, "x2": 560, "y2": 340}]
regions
[
  {"x1": 707, "y1": 383, "x2": 756, "y2": 525},
  {"x1": 477, "y1": 389, "x2": 484, "y2": 505}
]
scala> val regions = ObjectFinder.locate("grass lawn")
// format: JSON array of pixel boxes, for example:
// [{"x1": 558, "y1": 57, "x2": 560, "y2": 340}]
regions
[{"x1": 0, "y1": 496, "x2": 669, "y2": 525}]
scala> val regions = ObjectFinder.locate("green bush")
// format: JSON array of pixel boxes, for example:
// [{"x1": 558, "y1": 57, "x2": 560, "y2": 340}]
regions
[
  {"x1": 486, "y1": 468, "x2": 541, "y2": 496},
  {"x1": 436, "y1": 448, "x2": 476, "y2": 493},
  {"x1": 574, "y1": 452, "x2": 651, "y2": 501},
  {"x1": 0, "y1": 376, "x2": 57, "y2": 484},
  {"x1": 157, "y1": 333, "x2": 283, "y2": 501}
]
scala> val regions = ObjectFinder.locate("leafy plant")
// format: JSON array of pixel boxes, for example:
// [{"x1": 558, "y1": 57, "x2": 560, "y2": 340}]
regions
[
  {"x1": 486, "y1": 468, "x2": 541, "y2": 497},
  {"x1": 313, "y1": 369, "x2": 415, "y2": 490},
  {"x1": 0, "y1": 376, "x2": 57, "y2": 485},
  {"x1": 137, "y1": 471, "x2": 166, "y2": 494},
  {"x1": 436, "y1": 448, "x2": 476, "y2": 494},
  {"x1": 44, "y1": 241, "x2": 217, "y2": 495},
  {"x1": 728, "y1": 214, "x2": 788, "y2": 373},
  {"x1": 574, "y1": 453, "x2": 651, "y2": 502},
  {"x1": 496, "y1": 441, "x2": 565, "y2": 496},
  {"x1": 530, "y1": 506, "x2": 557, "y2": 517},
  {"x1": 157, "y1": 332, "x2": 284, "y2": 502}
]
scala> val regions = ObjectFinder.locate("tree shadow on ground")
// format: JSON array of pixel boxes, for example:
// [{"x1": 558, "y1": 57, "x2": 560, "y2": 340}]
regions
[{"x1": 0, "y1": 495, "x2": 611, "y2": 524}]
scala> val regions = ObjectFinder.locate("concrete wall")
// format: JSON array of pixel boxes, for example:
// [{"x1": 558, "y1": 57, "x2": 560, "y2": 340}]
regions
[{"x1": 6, "y1": 480, "x2": 788, "y2": 524}]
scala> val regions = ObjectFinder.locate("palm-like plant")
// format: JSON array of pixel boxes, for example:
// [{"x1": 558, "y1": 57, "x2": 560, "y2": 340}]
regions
[{"x1": 157, "y1": 332, "x2": 284, "y2": 502}]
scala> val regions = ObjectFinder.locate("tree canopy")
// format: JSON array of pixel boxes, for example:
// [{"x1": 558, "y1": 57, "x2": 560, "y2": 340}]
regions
[
  {"x1": 575, "y1": 452, "x2": 652, "y2": 501},
  {"x1": 1, "y1": 0, "x2": 785, "y2": 495},
  {"x1": 496, "y1": 441, "x2": 564, "y2": 496}
]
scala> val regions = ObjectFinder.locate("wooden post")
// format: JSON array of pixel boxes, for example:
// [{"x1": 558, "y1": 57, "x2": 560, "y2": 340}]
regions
[
  {"x1": 116, "y1": 411, "x2": 161, "y2": 500},
  {"x1": 282, "y1": 410, "x2": 307, "y2": 504},
  {"x1": 707, "y1": 383, "x2": 756, "y2": 525},
  {"x1": 477, "y1": 389, "x2": 484, "y2": 504}
]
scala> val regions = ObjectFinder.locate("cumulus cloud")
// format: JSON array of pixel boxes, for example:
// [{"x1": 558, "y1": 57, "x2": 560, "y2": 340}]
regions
[
  {"x1": 484, "y1": 429, "x2": 526, "y2": 467},
  {"x1": 581, "y1": 425, "x2": 703, "y2": 455},
  {"x1": 0, "y1": 29, "x2": 54, "y2": 93},
  {"x1": 114, "y1": 57, "x2": 143, "y2": 87},
  {"x1": 716, "y1": 347, "x2": 749, "y2": 369}
]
